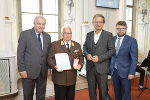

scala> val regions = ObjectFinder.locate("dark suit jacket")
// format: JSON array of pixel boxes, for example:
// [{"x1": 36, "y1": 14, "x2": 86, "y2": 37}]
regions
[
  {"x1": 148, "y1": 50, "x2": 150, "y2": 58},
  {"x1": 48, "y1": 39, "x2": 84, "y2": 86},
  {"x1": 17, "y1": 28, "x2": 51, "y2": 79},
  {"x1": 83, "y1": 30, "x2": 116, "y2": 74},
  {"x1": 110, "y1": 35, "x2": 138, "y2": 78}
]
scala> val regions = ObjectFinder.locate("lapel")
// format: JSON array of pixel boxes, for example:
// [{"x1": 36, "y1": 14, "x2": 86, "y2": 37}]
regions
[
  {"x1": 60, "y1": 40, "x2": 69, "y2": 53},
  {"x1": 114, "y1": 36, "x2": 117, "y2": 43},
  {"x1": 91, "y1": 32, "x2": 94, "y2": 44},
  {"x1": 117, "y1": 35, "x2": 128, "y2": 54},
  {"x1": 70, "y1": 41, "x2": 75, "y2": 53},
  {"x1": 31, "y1": 28, "x2": 42, "y2": 51},
  {"x1": 42, "y1": 32, "x2": 47, "y2": 53},
  {"x1": 60, "y1": 40, "x2": 75, "y2": 53},
  {"x1": 31, "y1": 28, "x2": 43, "y2": 53}
]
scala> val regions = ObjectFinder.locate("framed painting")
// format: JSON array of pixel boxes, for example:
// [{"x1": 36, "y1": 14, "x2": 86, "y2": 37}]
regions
[{"x1": 96, "y1": 0, "x2": 119, "y2": 9}]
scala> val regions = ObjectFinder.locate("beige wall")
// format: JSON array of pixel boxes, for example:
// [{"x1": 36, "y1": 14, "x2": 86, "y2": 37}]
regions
[{"x1": 0, "y1": 0, "x2": 17, "y2": 57}]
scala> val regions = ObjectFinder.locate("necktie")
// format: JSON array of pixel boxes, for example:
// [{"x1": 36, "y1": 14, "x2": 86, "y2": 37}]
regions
[
  {"x1": 115, "y1": 37, "x2": 121, "y2": 69},
  {"x1": 38, "y1": 34, "x2": 42, "y2": 50},
  {"x1": 66, "y1": 43, "x2": 70, "y2": 52},
  {"x1": 116, "y1": 37, "x2": 121, "y2": 55}
]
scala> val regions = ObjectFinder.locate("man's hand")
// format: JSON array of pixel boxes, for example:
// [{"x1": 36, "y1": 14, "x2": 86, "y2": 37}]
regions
[
  {"x1": 87, "y1": 54, "x2": 92, "y2": 61},
  {"x1": 20, "y1": 71, "x2": 27, "y2": 78},
  {"x1": 128, "y1": 74, "x2": 134, "y2": 80},
  {"x1": 92, "y1": 55, "x2": 99, "y2": 63},
  {"x1": 54, "y1": 66, "x2": 63, "y2": 72}
]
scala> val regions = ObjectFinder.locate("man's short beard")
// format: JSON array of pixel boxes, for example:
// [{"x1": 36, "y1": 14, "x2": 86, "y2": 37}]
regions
[{"x1": 118, "y1": 33, "x2": 125, "y2": 37}]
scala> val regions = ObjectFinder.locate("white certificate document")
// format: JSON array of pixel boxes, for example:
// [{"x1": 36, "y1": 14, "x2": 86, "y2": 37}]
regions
[{"x1": 55, "y1": 53, "x2": 71, "y2": 71}]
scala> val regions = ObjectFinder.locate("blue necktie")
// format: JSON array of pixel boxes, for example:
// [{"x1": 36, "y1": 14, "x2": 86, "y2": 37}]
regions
[
  {"x1": 116, "y1": 37, "x2": 121, "y2": 55},
  {"x1": 38, "y1": 34, "x2": 42, "y2": 50}
]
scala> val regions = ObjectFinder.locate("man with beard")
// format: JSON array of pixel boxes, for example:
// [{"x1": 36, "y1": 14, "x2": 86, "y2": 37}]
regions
[{"x1": 110, "y1": 21, "x2": 138, "y2": 100}]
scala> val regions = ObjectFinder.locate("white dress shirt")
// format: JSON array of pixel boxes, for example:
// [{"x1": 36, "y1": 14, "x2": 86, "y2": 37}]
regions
[
  {"x1": 64, "y1": 41, "x2": 71, "y2": 49},
  {"x1": 115, "y1": 35, "x2": 125, "y2": 48},
  {"x1": 94, "y1": 30, "x2": 102, "y2": 44}
]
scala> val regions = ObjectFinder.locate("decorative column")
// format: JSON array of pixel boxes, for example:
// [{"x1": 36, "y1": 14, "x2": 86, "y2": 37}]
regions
[
  {"x1": 64, "y1": 0, "x2": 74, "y2": 26},
  {"x1": 79, "y1": 0, "x2": 90, "y2": 76},
  {"x1": 135, "y1": 0, "x2": 150, "y2": 62}
]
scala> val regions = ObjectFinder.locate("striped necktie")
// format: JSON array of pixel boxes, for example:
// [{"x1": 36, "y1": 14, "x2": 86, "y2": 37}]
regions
[
  {"x1": 115, "y1": 37, "x2": 121, "y2": 69},
  {"x1": 116, "y1": 37, "x2": 121, "y2": 55}
]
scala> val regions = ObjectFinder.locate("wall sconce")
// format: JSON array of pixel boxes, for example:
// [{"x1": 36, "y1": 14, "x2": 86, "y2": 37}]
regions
[
  {"x1": 4, "y1": 16, "x2": 10, "y2": 20},
  {"x1": 83, "y1": 21, "x2": 89, "y2": 24}
]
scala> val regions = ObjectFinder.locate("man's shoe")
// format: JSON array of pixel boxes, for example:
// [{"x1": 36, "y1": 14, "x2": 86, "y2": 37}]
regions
[{"x1": 139, "y1": 85, "x2": 143, "y2": 90}]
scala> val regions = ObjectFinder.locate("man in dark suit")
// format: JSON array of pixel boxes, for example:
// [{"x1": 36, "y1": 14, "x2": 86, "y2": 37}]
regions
[
  {"x1": 110, "y1": 21, "x2": 138, "y2": 100},
  {"x1": 136, "y1": 65, "x2": 145, "y2": 89},
  {"x1": 48, "y1": 26, "x2": 84, "y2": 100},
  {"x1": 83, "y1": 14, "x2": 116, "y2": 100},
  {"x1": 17, "y1": 16, "x2": 51, "y2": 100},
  {"x1": 147, "y1": 50, "x2": 150, "y2": 71},
  {"x1": 136, "y1": 50, "x2": 150, "y2": 89}
]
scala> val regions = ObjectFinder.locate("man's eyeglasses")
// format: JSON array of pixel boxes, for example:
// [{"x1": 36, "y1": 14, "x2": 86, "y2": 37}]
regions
[
  {"x1": 116, "y1": 28, "x2": 127, "y2": 30},
  {"x1": 93, "y1": 21, "x2": 104, "y2": 24},
  {"x1": 63, "y1": 32, "x2": 72, "y2": 34}
]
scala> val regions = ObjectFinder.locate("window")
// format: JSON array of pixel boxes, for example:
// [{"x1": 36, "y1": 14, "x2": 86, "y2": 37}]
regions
[
  {"x1": 126, "y1": 0, "x2": 133, "y2": 36},
  {"x1": 19, "y1": 0, "x2": 58, "y2": 42}
]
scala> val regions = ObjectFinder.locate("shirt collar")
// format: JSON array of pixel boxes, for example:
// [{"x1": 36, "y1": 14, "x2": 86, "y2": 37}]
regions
[
  {"x1": 61, "y1": 40, "x2": 75, "y2": 46},
  {"x1": 117, "y1": 35, "x2": 125, "y2": 40},
  {"x1": 64, "y1": 41, "x2": 71, "y2": 46},
  {"x1": 94, "y1": 30, "x2": 102, "y2": 35},
  {"x1": 35, "y1": 30, "x2": 43, "y2": 37}
]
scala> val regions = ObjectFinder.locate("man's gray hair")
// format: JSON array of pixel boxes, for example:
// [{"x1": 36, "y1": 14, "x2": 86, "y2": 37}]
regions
[
  {"x1": 61, "y1": 25, "x2": 72, "y2": 34},
  {"x1": 92, "y1": 14, "x2": 105, "y2": 24},
  {"x1": 33, "y1": 15, "x2": 46, "y2": 23}
]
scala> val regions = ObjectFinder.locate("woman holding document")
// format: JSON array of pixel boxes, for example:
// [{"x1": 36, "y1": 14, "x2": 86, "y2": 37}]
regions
[{"x1": 48, "y1": 26, "x2": 84, "y2": 100}]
